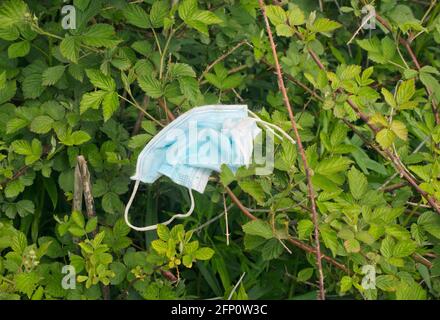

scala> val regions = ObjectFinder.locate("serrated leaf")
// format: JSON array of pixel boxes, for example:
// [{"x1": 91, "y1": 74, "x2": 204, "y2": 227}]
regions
[
  {"x1": 82, "y1": 24, "x2": 120, "y2": 48},
  {"x1": 265, "y1": 5, "x2": 286, "y2": 25},
  {"x1": 390, "y1": 120, "x2": 408, "y2": 141},
  {"x1": 30, "y1": 115, "x2": 53, "y2": 134},
  {"x1": 376, "y1": 128, "x2": 396, "y2": 149},
  {"x1": 157, "y1": 224, "x2": 170, "y2": 241},
  {"x1": 138, "y1": 74, "x2": 163, "y2": 98},
  {"x1": 102, "y1": 91, "x2": 119, "y2": 121},
  {"x1": 42, "y1": 65, "x2": 65, "y2": 86},
  {"x1": 15, "y1": 272, "x2": 40, "y2": 298},
  {"x1": 123, "y1": 4, "x2": 151, "y2": 29},
  {"x1": 60, "y1": 36, "x2": 80, "y2": 63},
  {"x1": 169, "y1": 63, "x2": 196, "y2": 79},
  {"x1": 194, "y1": 247, "x2": 215, "y2": 260},
  {"x1": 396, "y1": 79, "x2": 415, "y2": 105},
  {"x1": 347, "y1": 167, "x2": 367, "y2": 199},
  {"x1": 80, "y1": 90, "x2": 107, "y2": 114},
  {"x1": 381, "y1": 88, "x2": 397, "y2": 108},
  {"x1": 242, "y1": 219, "x2": 273, "y2": 239},
  {"x1": 69, "y1": 131, "x2": 91, "y2": 146},
  {"x1": 288, "y1": 6, "x2": 305, "y2": 26},
  {"x1": 238, "y1": 180, "x2": 265, "y2": 204},
  {"x1": 150, "y1": 1, "x2": 169, "y2": 28},
  {"x1": 151, "y1": 239, "x2": 167, "y2": 255},
  {"x1": 85, "y1": 69, "x2": 116, "y2": 91},
  {"x1": 297, "y1": 219, "x2": 314, "y2": 240},
  {"x1": 310, "y1": 18, "x2": 341, "y2": 34},
  {"x1": 71, "y1": 211, "x2": 85, "y2": 228},
  {"x1": 8, "y1": 40, "x2": 30, "y2": 58}
]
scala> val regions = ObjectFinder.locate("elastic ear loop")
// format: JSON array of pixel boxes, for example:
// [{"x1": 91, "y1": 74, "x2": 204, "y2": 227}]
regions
[
  {"x1": 124, "y1": 180, "x2": 195, "y2": 232},
  {"x1": 248, "y1": 110, "x2": 296, "y2": 146}
]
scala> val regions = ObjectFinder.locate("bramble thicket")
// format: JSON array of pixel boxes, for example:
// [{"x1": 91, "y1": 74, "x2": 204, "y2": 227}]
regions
[{"x1": 1, "y1": 0, "x2": 440, "y2": 300}]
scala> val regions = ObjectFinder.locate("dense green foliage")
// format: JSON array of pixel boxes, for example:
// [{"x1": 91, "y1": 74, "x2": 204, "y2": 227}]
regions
[{"x1": 1, "y1": 0, "x2": 440, "y2": 300}]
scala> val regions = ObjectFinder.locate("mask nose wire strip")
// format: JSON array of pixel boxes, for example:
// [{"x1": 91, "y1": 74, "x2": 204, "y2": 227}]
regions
[
  {"x1": 124, "y1": 180, "x2": 195, "y2": 232},
  {"x1": 248, "y1": 110, "x2": 296, "y2": 146}
]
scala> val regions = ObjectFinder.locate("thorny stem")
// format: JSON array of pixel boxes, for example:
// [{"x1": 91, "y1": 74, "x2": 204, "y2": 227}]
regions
[
  {"x1": 374, "y1": 13, "x2": 440, "y2": 125},
  {"x1": 292, "y1": 23, "x2": 440, "y2": 215},
  {"x1": 224, "y1": 186, "x2": 349, "y2": 273},
  {"x1": 198, "y1": 40, "x2": 250, "y2": 83},
  {"x1": 258, "y1": 0, "x2": 326, "y2": 300}
]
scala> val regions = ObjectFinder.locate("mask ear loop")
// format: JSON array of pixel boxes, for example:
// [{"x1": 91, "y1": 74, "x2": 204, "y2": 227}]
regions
[
  {"x1": 124, "y1": 180, "x2": 195, "y2": 231},
  {"x1": 248, "y1": 110, "x2": 296, "y2": 146}
]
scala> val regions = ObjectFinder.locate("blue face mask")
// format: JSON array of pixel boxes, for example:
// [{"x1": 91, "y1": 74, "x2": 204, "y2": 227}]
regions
[{"x1": 124, "y1": 104, "x2": 296, "y2": 231}]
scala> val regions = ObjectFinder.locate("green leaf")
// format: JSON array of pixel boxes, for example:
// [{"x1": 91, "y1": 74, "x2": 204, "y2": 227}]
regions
[
  {"x1": 297, "y1": 268, "x2": 314, "y2": 282},
  {"x1": 219, "y1": 164, "x2": 235, "y2": 186},
  {"x1": 157, "y1": 224, "x2": 170, "y2": 241},
  {"x1": 80, "y1": 90, "x2": 107, "y2": 114},
  {"x1": 5, "y1": 179, "x2": 25, "y2": 198},
  {"x1": 82, "y1": 24, "x2": 120, "y2": 48},
  {"x1": 8, "y1": 40, "x2": 30, "y2": 58},
  {"x1": 178, "y1": 0, "x2": 198, "y2": 21},
  {"x1": 123, "y1": 4, "x2": 151, "y2": 29},
  {"x1": 297, "y1": 219, "x2": 314, "y2": 240},
  {"x1": 7, "y1": 118, "x2": 28, "y2": 134},
  {"x1": 16, "y1": 200, "x2": 35, "y2": 217},
  {"x1": 0, "y1": 71, "x2": 6, "y2": 89},
  {"x1": 380, "y1": 236, "x2": 394, "y2": 259},
  {"x1": 242, "y1": 220, "x2": 273, "y2": 239},
  {"x1": 390, "y1": 120, "x2": 408, "y2": 141},
  {"x1": 138, "y1": 74, "x2": 163, "y2": 98},
  {"x1": 340, "y1": 276, "x2": 353, "y2": 293},
  {"x1": 381, "y1": 88, "x2": 397, "y2": 108},
  {"x1": 70, "y1": 131, "x2": 91, "y2": 146},
  {"x1": 261, "y1": 238, "x2": 283, "y2": 260},
  {"x1": 151, "y1": 239, "x2": 167, "y2": 255},
  {"x1": 238, "y1": 180, "x2": 265, "y2": 204},
  {"x1": 0, "y1": 0, "x2": 29, "y2": 28},
  {"x1": 178, "y1": 77, "x2": 200, "y2": 102},
  {"x1": 71, "y1": 211, "x2": 85, "y2": 229},
  {"x1": 60, "y1": 36, "x2": 80, "y2": 63},
  {"x1": 347, "y1": 166, "x2": 367, "y2": 199},
  {"x1": 15, "y1": 272, "x2": 40, "y2": 298},
  {"x1": 85, "y1": 69, "x2": 116, "y2": 91},
  {"x1": 418, "y1": 211, "x2": 440, "y2": 239},
  {"x1": 287, "y1": 6, "x2": 305, "y2": 26},
  {"x1": 265, "y1": 5, "x2": 286, "y2": 25},
  {"x1": 376, "y1": 129, "x2": 396, "y2": 149},
  {"x1": 169, "y1": 63, "x2": 196, "y2": 79},
  {"x1": 85, "y1": 217, "x2": 98, "y2": 234},
  {"x1": 192, "y1": 11, "x2": 222, "y2": 25},
  {"x1": 315, "y1": 157, "x2": 352, "y2": 175},
  {"x1": 320, "y1": 225, "x2": 339, "y2": 257},
  {"x1": 102, "y1": 91, "x2": 119, "y2": 121},
  {"x1": 11, "y1": 140, "x2": 32, "y2": 155},
  {"x1": 310, "y1": 18, "x2": 341, "y2": 34},
  {"x1": 344, "y1": 238, "x2": 360, "y2": 253},
  {"x1": 42, "y1": 65, "x2": 65, "y2": 86},
  {"x1": 395, "y1": 281, "x2": 426, "y2": 300},
  {"x1": 276, "y1": 24, "x2": 294, "y2": 37},
  {"x1": 396, "y1": 79, "x2": 415, "y2": 105},
  {"x1": 150, "y1": 1, "x2": 169, "y2": 28},
  {"x1": 420, "y1": 72, "x2": 440, "y2": 102},
  {"x1": 30, "y1": 115, "x2": 53, "y2": 134},
  {"x1": 194, "y1": 247, "x2": 215, "y2": 260},
  {"x1": 392, "y1": 241, "x2": 416, "y2": 258}
]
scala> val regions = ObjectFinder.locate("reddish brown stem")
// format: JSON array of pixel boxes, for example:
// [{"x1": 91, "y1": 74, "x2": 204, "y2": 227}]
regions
[
  {"x1": 158, "y1": 98, "x2": 176, "y2": 122},
  {"x1": 294, "y1": 21, "x2": 440, "y2": 215},
  {"x1": 225, "y1": 186, "x2": 348, "y2": 273},
  {"x1": 258, "y1": 0, "x2": 326, "y2": 300},
  {"x1": 375, "y1": 14, "x2": 440, "y2": 125}
]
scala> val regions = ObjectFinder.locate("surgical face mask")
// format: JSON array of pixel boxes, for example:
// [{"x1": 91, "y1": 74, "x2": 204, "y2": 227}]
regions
[{"x1": 124, "y1": 104, "x2": 295, "y2": 231}]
